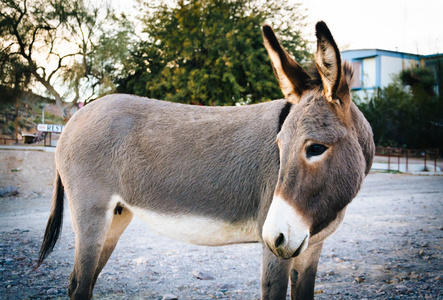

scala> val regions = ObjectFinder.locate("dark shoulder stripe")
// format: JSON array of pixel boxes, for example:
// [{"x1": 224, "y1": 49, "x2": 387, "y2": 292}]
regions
[{"x1": 278, "y1": 101, "x2": 292, "y2": 132}]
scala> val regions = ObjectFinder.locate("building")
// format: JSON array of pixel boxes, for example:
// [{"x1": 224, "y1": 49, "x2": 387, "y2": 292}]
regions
[{"x1": 341, "y1": 49, "x2": 442, "y2": 101}]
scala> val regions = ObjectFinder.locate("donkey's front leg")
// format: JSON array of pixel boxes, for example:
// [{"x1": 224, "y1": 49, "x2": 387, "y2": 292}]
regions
[
  {"x1": 289, "y1": 242, "x2": 324, "y2": 299},
  {"x1": 261, "y1": 244, "x2": 292, "y2": 299}
]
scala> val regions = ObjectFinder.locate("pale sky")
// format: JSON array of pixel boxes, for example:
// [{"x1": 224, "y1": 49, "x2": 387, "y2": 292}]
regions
[
  {"x1": 114, "y1": 0, "x2": 442, "y2": 56},
  {"x1": 301, "y1": 0, "x2": 443, "y2": 55}
]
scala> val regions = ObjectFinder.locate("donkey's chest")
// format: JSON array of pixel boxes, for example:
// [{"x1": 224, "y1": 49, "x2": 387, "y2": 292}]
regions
[{"x1": 114, "y1": 196, "x2": 260, "y2": 246}]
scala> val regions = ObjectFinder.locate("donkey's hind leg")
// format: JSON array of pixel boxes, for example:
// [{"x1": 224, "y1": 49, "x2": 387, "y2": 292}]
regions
[
  {"x1": 67, "y1": 195, "x2": 131, "y2": 299},
  {"x1": 91, "y1": 205, "x2": 133, "y2": 288}
]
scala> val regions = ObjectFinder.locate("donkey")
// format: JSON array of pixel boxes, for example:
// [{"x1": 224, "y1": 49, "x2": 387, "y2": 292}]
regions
[{"x1": 37, "y1": 21, "x2": 374, "y2": 299}]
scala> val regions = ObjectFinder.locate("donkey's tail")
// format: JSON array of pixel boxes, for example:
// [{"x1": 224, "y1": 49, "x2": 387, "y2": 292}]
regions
[{"x1": 36, "y1": 171, "x2": 64, "y2": 268}]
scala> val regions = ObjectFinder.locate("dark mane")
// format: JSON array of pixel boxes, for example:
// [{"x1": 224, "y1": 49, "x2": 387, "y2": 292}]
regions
[{"x1": 306, "y1": 63, "x2": 323, "y2": 89}]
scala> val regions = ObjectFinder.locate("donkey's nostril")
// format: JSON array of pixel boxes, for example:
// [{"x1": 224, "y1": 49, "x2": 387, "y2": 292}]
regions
[{"x1": 274, "y1": 233, "x2": 285, "y2": 248}]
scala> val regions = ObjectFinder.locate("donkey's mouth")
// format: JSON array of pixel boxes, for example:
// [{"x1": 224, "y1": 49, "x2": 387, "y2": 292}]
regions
[
  {"x1": 264, "y1": 233, "x2": 309, "y2": 259},
  {"x1": 291, "y1": 235, "x2": 308, "y2": 257}
]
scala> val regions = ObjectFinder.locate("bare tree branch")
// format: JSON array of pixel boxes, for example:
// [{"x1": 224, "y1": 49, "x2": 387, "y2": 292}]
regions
[
  {"x1": 28, "y1": 25, "x2": 53, "y2": 56},
  {"x1": 47, "y1": 52, "x2": 79, "y2": 82},
  {"x1": 1, "y1": 0, "x2": 132, "y2": 119}
]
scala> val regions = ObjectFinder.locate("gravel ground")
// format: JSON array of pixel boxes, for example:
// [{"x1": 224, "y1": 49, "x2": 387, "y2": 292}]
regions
[{"x1": 0, "y1": 150, "x2": 442, "y2": 299}]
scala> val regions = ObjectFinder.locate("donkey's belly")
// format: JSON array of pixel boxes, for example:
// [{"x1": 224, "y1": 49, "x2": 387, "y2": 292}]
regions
[{"x1": 112, "y1": 195, "x2": 260, "y2": 246}]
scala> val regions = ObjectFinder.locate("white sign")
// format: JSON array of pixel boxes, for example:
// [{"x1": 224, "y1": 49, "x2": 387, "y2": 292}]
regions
[{"x1": 37, "y1": 124, "x2": 65, "y2": 133}]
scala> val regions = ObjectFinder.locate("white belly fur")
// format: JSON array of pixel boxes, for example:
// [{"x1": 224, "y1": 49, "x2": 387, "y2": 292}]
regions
[{"x1": 111, "y1": 195, "x2": 259, "y2": 246}]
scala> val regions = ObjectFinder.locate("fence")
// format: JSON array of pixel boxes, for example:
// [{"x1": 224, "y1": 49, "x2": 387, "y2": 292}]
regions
[
  {"x1": 1, "y1": 133, "x2": 62, "y2": 147},
  {"x1": 375, "y1": 147, "x2": 440, "y2": 172},
  {"x1": 0, "y1": 137, "x2": 23, "y2": 145}
]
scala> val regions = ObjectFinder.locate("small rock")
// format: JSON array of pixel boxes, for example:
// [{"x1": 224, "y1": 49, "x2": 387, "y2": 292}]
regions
[
  {"x1": 332, "y1": 257, "x2": 344, "y2": 263},
  {"x1": 355, "y1": 275, "x2": 366, "y2": 283},
  {"x1": 15, "y1": 256, "x2": 26, "y2": 261},
  {"x1": 433, "y1": 275, "x2": 443, "y2": 281},
  {"x1": 395, "y1": 284, "x2": 408, "y2": 293},
  {"x1": 325, "y1": 270, "x2": 335, "y2": 276},
  {"x1": 46, "y1": 288, "x2": 58, "y2": 295},
  {"x1": 378, "y1": 285, "x2": 393, "y2": 292},
  {"x1": 192, "y1": 270, "x2": 214, "y2": 280},
  {"x1": 0, "y1": 186, "x2": 19, "y2": 197},
  {"x1": 218, "y1": 283, "x2": 234, "y2": 289},
  {"x1": 418, "y1": 250, "x2": 425, "y2": 256},
  {"x1": 162, "y1": 294, "x2": 178, "y2": 300},
  {"x1": 389, "y1": 277, "x2": 400, "y2": 284}
]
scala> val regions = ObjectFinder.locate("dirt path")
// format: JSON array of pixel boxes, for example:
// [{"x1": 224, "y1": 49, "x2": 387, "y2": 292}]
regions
[{"x1": 0, "y1": 150, "x2": 442, "y2": 299}]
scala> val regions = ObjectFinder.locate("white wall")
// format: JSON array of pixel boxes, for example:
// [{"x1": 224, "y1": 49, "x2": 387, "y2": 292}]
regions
[
  {"x1": 352, "y1": 89, "x2": 377, "y2": 103},
  {"x1": 380, "y1": 56, "x2": 419, "y2": 87},
  {"x1": 362, "y1": 57, "x2": 376, "y2": 88}
]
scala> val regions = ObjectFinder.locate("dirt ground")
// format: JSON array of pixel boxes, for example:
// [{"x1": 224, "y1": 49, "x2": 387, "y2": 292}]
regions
[{"x1": 0, "y1": 149, "x2": 442, "y2": 299}]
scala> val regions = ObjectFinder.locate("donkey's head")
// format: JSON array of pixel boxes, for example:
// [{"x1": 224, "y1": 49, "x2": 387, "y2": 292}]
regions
[{"x1": 261, "y1": 22, "x2": 374, "y2": 259}]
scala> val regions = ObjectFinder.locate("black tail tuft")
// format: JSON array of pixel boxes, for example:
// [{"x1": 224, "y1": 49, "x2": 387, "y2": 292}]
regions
[{"x1": 36, "y1": 172, "x2": 64, "y2": 268}]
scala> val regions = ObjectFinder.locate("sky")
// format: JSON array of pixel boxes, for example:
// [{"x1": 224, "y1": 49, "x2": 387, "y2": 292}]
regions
[
  {"x1": 300, "y1": 0, "x2": 443, "y2": 55},
  {"x1": 114, "y1": 0, "x2": 443, "y2": 56}
]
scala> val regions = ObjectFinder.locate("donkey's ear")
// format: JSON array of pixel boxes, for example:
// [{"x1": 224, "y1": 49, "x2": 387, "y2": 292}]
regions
[
  {"x1": 262, "y1": 25, "x2": 311, "y2": 104},
  {"x1": 315, "y1": 21, "x2": 343, "y2": 102}
]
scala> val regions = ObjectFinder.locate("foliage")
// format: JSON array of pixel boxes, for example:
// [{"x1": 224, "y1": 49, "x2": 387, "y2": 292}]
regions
[
  {"x1": 357, "y1": 66, "x2": 443, "y2": 152},
  {"x1": 0, "y1": 89, "x2": 62, "y2": 137},
  {"x1": 117, "y1": 0, "x2": 310, "y2": 106},
  {"x1": 0, "y1": 0, "x2": 133, "y2": 118}
]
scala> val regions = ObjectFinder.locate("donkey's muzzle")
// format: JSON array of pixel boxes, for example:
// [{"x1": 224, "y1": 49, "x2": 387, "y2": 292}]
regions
[
  {"x1": 264, "y1": 232, "x2": 309, "y2": 259},
  {"x1": 291, "y1": 235, "x2": 308, "y2": 257},
  {"x1": 262, "y1": 195, "x2": 310, "y2": 259}
]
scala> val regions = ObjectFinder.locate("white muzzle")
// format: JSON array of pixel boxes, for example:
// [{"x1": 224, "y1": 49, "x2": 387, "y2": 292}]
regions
[{"x1": 262, "y1": 195, "x2": 310, "y2": 259}]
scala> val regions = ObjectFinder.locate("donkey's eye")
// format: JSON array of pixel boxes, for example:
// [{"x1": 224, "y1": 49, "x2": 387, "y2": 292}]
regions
[{"x1": 306, "y1": 144, "x2": 329, "y2": 158}]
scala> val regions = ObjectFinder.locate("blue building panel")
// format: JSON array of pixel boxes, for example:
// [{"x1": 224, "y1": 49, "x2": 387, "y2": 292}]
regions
[
  {"x1": 341, "y1": 49, "x2": 424, "y2": 94},
  {"x1": 340, "y1": 49, "x2": 443, "y2": 101}
]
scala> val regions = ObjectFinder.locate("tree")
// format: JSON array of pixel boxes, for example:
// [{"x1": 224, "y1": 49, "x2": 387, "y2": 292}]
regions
[
  {"x1": 0, "y1": 52, "x2": 31, "y2": 139},
  {"x1": 0, "y1": 0, "x2": 133, "y2": 119},
  {"x1": 117, "y1": 0, "x2": 310, "y2": 106},
  {"x1": 357, "y1": 66, "x2": 443, "y2": 151}
]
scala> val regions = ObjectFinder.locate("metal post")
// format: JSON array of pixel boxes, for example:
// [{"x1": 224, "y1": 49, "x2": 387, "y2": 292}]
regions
[
  {"x1": 387, "y1": 147, "x2": 391, "y2": 170},
  {"x1": 398, "y1": 151, "x2": 400, "y2": 171},
  {"x1": 424, "y1": 150, "x2": 427, "y2": 171},
  {"x1": 406, "y1": 149, "x2": 409, "y2": 172}
]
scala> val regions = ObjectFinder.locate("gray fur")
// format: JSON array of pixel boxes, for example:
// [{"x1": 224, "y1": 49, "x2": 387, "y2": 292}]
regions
[{"x1": 57, "y1": 96, "x2": 283, "y2": 222}]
